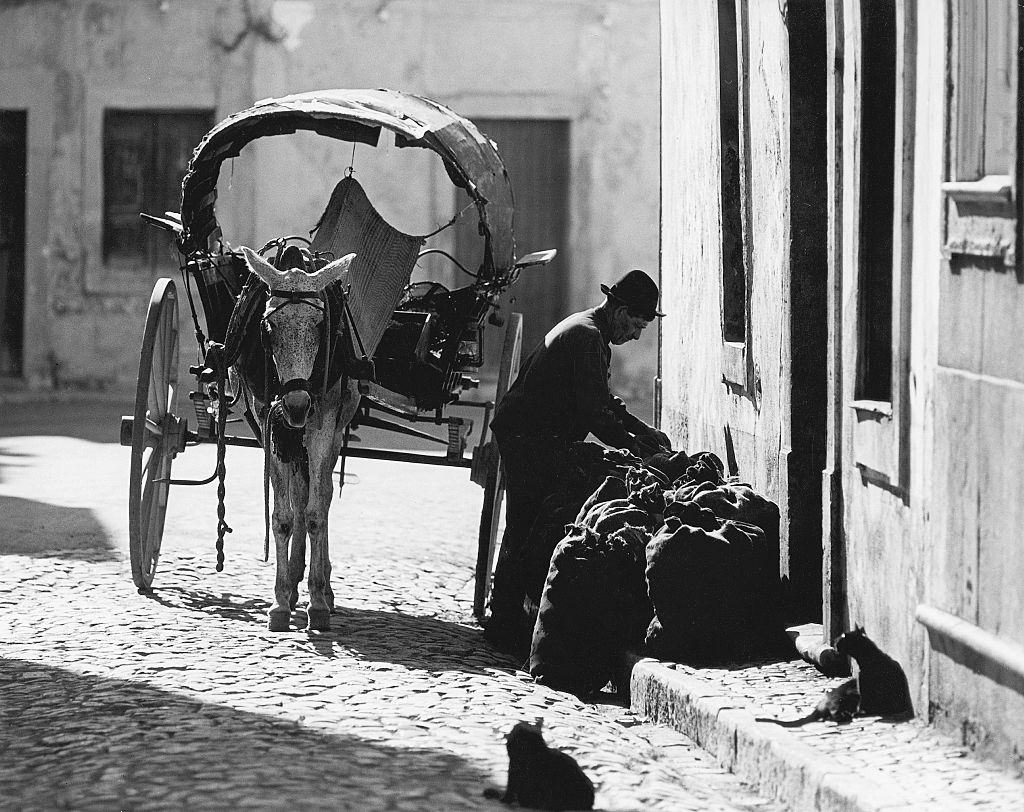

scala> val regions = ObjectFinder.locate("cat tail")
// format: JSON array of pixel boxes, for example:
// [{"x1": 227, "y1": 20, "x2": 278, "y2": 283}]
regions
[{"x1": 754, "y1": 713, "x2": 819, "y2": 728}]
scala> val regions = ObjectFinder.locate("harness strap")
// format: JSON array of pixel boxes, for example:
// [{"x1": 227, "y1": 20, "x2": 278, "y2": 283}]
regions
[
  {"x1": 280, "y1": 377, "x2": 311, "y2": 395},
  {"x1": 269, "y1": 289, "x2": 322, "y2": 299},
  {"x1": 263, "y1": 348, "x2": 273, "y2": 563}
]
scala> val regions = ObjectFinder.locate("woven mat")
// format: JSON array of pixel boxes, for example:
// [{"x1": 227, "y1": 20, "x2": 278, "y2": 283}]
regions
[{"x1": 310, "y1": 177, "x2": 424, "y2": 357}]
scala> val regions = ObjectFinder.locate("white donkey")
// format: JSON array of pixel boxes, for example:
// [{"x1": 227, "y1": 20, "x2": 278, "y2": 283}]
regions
[{"x1": 240, "y1": 246, "x2": 360, "y2": 632}]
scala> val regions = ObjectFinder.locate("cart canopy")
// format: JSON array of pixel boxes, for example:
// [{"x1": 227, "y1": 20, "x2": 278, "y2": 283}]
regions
[{"x1": 179, "y1": 88, "x2": 515, "y2": 279}]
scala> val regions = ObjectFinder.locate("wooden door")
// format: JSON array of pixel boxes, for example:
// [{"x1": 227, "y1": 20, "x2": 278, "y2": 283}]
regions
[
  {"x1": 0, "y1": 111, "x2": 27, "y2": 378},
  {"x1": 454, "y1": 119, "x2": 570, "y2": 365}
]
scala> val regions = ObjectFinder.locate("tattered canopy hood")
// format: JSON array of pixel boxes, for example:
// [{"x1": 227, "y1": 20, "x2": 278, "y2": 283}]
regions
[{"x1": 178, "y1": 88, "x2": 516, "y2": 279}]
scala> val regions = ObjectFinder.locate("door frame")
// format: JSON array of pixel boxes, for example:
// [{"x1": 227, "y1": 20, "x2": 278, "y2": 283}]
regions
[{"x1": 0, "y1": 68, "x2": 54, "y2": 387}]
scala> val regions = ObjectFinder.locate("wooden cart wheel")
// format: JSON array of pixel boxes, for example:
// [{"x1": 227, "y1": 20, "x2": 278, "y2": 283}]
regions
[
  {"x1": 473, "y1": 312, "x2": 523, "y2": 618},
  {"x1": 128, "y1": 278, "x2": 182, "y2": 591}
]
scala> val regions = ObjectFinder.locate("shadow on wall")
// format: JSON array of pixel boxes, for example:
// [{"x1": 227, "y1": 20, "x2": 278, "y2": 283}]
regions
[
  {"x1": 0, "y1": 495, "x2": 117, "y2": 560},
  {"x1": 0, "y1": 657, "x2": 495, "y2": 809},
  {"x1": 0, "y1": 400, "x2": 131, "y2": 442}
]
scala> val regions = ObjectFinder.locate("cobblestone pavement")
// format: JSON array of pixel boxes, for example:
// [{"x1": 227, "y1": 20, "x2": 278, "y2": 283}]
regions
[{"x1": 0, "y1": 411, "x2": 780, "y2": 811}]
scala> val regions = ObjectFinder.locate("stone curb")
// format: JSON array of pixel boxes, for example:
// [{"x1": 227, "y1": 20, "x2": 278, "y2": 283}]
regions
[{"x1": 628, "y1": 656, "x2": 919, "y2": 812}]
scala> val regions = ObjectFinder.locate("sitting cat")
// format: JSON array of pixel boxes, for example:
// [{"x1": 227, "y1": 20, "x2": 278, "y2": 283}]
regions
[
  {"x1": 756, "y1": 677, "x2": 860, "y2": 726},
  {"x1": 484, "y1": 719, "x2": 595, "y2": 810},
  {"x1": 835, "y1": 625, "x2": 913, "y2": 717}
]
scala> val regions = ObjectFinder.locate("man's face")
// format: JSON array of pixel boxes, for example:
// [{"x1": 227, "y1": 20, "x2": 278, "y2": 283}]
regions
[{"x1": 610, "y1": 305, "x2": 652, "y2": 344}]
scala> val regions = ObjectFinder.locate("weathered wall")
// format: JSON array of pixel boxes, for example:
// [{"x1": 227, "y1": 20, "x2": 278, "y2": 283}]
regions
[
  {"x1": 0, "y1": 0, "x2": 659, "y2": 414},
  {"x1": 0, "y1": 0, "x2": 254, "y2": 388},
  {"x1": 836, "y1": 0, "x2": 1024, "y2": 772},
  {"x1": 660, "y1": 1, "x2": 796, "y2": 582},
  {"x1": 662, "y1": 0, "x2": 1024, "y2": 772},
  {"x1": 835, "y1": 0, "x2": 928, "y2": 717}
]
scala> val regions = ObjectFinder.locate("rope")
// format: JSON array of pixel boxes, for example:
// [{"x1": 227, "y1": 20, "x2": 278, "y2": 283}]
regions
[
  {"x1": 179, "y1": 264, "x2": 207, "y2": 353},
  {"x1": 212, "y1": 348, "x2": 233, "y2": 571},
  {"x1": 419, "y1": 199, "x2": 476, "y2": 240}
]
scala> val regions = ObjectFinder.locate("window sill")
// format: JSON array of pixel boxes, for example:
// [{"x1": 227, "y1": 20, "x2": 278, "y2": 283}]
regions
[
  {"x1": 849, "y1": 399, "x2": 893, "y2": 419},
  {"x1": 721, "y1": 341, "x2": 746, "y2": 387},
  {"x1": 942, "y1": 174, "x2": 1013, "y2": 205},
  {"x1": 850, "y1": 399, "x2": 897, "y2": 485}
]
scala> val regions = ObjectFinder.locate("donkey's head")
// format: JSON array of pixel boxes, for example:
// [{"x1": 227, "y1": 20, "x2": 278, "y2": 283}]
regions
[{"x1": 241, "y1": 246, "x2": 355, "y2": 428}]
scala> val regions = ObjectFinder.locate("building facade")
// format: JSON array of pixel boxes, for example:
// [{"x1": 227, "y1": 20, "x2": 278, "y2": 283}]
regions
[
  {"x1": 0, "y1": 0, "x2": 660, "y2": 413},
  {"x1": 661, "y1": 0, "x2": 1023, "y2": 772}
]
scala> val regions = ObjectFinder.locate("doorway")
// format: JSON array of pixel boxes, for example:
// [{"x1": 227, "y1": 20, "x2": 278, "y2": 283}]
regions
[
  {"x1": 786, "y1": 1, "x2": 828, "y2": 620},
  {"x1": 453, "y1": 119, "x2": 570, "y2": 368},
  {"x1": 0, "y1": 110, "x2": 27, "y2": 378}
]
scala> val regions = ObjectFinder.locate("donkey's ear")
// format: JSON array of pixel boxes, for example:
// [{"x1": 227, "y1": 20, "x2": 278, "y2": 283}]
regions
[
  {"x1": 241, "y1": 246, "x2": 283, "y2": 287},
  {"x1": 855, "y1": 624, "x2": 866, "y2": 634},
  {"x1": 309, "y1": 252, "x2": 356, "y2": 290}
]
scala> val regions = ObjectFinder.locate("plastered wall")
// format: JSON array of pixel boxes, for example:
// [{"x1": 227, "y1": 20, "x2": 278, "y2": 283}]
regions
[
  {"x1": 0, "y1": 0, "x2": 659, "y2": 413},
  {"x1": 660, "y1": 1, "x2": 791, "y2": 544}
]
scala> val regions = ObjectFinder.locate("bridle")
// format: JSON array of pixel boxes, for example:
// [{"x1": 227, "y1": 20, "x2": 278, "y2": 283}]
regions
[{"x1": 261, "y1": 288, "x2": 331, "y2": 405}]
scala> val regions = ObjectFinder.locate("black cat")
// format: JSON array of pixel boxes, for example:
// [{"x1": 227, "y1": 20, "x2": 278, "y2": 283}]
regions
[
  {"x1": 756, "y1": 677, "x2": 860, "y2": 726},
  {"x1": 484, "y1": 719, "x2": 595, "y2": 810},
  {"x1": 835, "y1": 625, "x2": 914, "y2": 717}
]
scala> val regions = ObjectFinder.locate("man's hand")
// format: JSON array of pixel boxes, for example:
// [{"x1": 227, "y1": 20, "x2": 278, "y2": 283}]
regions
[{"x1": 634, "y1": 423, "x2": 671, "y2": 454}]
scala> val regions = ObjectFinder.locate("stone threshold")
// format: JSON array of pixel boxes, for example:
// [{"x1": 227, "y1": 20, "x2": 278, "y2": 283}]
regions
[{"x1": 626, "y1": 654, "x2": 1024, "y2": 811}]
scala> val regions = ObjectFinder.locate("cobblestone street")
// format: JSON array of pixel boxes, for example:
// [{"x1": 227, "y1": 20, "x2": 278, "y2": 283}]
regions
[{"x1": 0, "y1": 399, "x2": 778, "y2": 811}]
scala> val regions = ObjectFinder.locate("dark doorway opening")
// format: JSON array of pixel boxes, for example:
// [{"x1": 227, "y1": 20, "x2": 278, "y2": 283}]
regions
[
  {"x1": 453, "y1": 119, "x2": 570, "y2": 375},
  {"x1": 787, "y1": 1, "x2": 828, "y2": 621},
  {"x1": 0, "y1": 110, "x2": 27, "y2": 378}
]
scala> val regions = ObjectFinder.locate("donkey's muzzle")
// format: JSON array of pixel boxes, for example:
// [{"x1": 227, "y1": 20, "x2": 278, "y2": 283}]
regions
[{"x1": 280, "y1": 379, "x2": 312, "y2": 427}]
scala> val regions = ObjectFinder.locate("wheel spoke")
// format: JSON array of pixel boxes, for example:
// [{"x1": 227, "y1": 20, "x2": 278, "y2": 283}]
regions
[
  {"x1": 157, "y1": 310, "x2": 172, "y2": 410},
  {"x1": 141, "y1": 446, "x2": 155, "y2": 479},
  {"x1": 152, "y1": 324, "x2": 167, "y2": 416},
  {"x1": 145, "y1": 414, "x2": 164, "y2": 436}
]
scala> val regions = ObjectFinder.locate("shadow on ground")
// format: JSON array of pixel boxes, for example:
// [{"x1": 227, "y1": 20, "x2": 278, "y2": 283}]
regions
[
  {"x1": 141, "y1": 584, "x2": 272, "y2": 625},
  {"x1": 0, "y1": 494, "x2": 117, "y2": 560},
  {"x1": 0, "y1": 657, "x2": 500, "y2": 810},
  {"x1": 138, "y1": 583, "x2": 520, "y2": 673}
]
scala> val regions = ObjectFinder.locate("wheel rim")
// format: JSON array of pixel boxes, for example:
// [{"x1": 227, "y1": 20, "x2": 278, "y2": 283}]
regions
[
  {"x1": 129, "y1": 279, "x2": 179, "y2": 590},
  {"x1": 473, "y1": 312, "x2": 522, "y2": 617}
]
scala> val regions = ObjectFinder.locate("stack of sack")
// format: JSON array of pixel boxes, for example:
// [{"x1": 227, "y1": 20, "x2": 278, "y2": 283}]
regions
[{"x1": 526, "y1": 448, "x2": 785, "y2": 696}]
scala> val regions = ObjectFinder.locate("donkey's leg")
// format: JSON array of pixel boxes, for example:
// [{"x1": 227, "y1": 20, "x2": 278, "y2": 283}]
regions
[
  {"x1": 304, "y1": 389, "x2": 358, "y2": 631},
  {"x1": 286, "y1": 462, "x2": 309, "y2": 611},
  {"x1": 304, "y1": 428, "x2": 337, "y2": 632},
  {"x1": 268, "y1": 460, "x2": 296, "y2": 632}
]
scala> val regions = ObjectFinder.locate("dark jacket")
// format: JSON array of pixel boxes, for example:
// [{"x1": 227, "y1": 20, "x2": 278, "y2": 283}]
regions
[{"x1": 490, "y1": 307, "x2": 640, "y2": 450}]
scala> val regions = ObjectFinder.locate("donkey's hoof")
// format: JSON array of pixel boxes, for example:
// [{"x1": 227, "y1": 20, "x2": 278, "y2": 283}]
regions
[
  {"x1": 268, "y1": 610, "x2": 291, "y2": 632},
  {"x1": 306, "y1": 608, "x2": 331, "y2": 632}
]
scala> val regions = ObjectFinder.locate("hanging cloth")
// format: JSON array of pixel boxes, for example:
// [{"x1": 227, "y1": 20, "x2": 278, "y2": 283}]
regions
[{"x1": 309, "y1": 176, "x2": 425, "y2": 359}]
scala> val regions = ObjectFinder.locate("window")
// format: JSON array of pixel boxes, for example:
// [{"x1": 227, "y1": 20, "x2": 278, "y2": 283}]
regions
[
  {"x1": 951, "y1": 0, "x2": 1017, "y2": 185},
  {"x1": 103, "y1": 110, "x2": 213, "y2": 268},
  {"x1": 718, "y1": 0, "x2": 746, "y2": 346},
  {"x1": 943, "y1": 0, "x2": 1018, "y2": 263},
  {"x1": 850, "y1": 0, "x2": 915, "y2": 490},
  {"x1": 856, "y1": 0, "x2": 897, "y2": 401}
]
